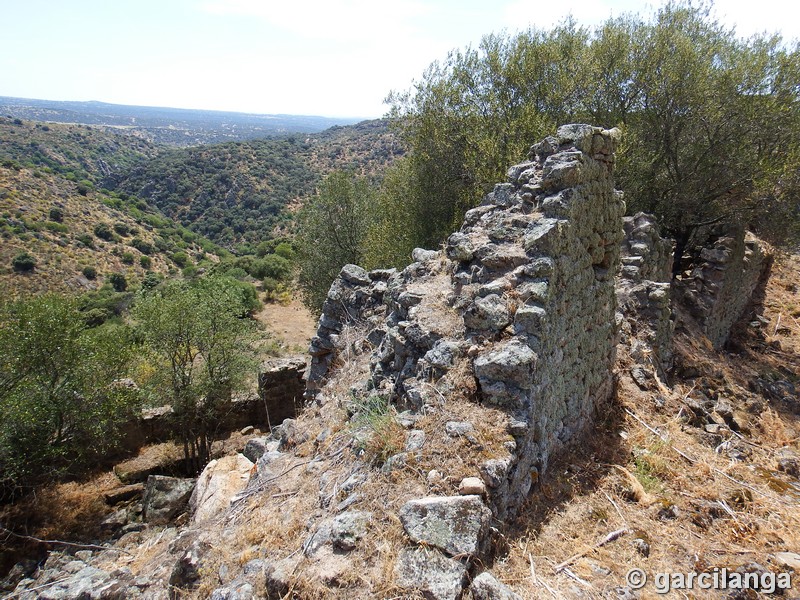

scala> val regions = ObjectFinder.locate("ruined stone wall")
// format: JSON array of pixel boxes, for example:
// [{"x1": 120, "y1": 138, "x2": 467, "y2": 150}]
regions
[
  {"x1": 677, "y1": 228, "x2": 770, "y2": 348},
  {"x1": 616, "y1": 213, "x2": 675, "y2": 373},
  {"x1": 458, "y1": 124, "x2": 625, "y2": 514},
  {"x1": 308, "y1": 124, "x2": 626, "y2": 520}
]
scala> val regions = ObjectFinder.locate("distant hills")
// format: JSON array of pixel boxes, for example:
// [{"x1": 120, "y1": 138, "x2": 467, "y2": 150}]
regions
[{"x1": 0, "y1": 96, "x2": 363, "y2": 146}]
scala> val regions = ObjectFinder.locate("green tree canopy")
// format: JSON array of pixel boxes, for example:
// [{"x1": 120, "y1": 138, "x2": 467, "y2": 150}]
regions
[
  {"x1": 133, "y1": 275, "x2": 256, "y2": 471},
  {"x1": 379, "y1": 2, "x2": 800, "y2": 268},
  {"x1": 0, "y1": 294, "x2": 138, "y2": 490},
  {"x1": 297, "y1": 171, "x2": 376, "y2": 311}
]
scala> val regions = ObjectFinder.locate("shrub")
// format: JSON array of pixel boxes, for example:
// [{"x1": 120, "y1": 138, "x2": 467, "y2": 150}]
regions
[
  {"x1": 94, "y1": 222, "x2": 114, "y2": 241},
  {"x1": 76, "y1": 233, "x2": 95, "y2": 248},
  {"x1": 139, "y1": 255, "x2": 152, "y2": 269},
  {"x1": 130, "y1": 238, "x2": 153, "y2": 255},
  {"x1": 171, "y1": 251, "x2": 190, "y2": 268},
  {"x1": 44, "y1": 221, "x2": 69, "y2": 233},
  {"x1": 113, "y1": 222, "x2": 130, "y2": 237},
  {"x1": 121, "y1": 252, "x2": 135, "y2": 265},
  {"x1": 11, "y1": 252, "x2": 36, "y2": 272},
  {"x1": 82, "y1": 266, "x2": 97, "y2": 280},
  {"x1": 0, "y1": 295, "x2": 139, "y2": 487},
  {"x1": 108, "y1": 272, "x2": 127, "y2": 292},
  {"x1": 49, "y1": 207, "x2": 64, "y2": 222}
]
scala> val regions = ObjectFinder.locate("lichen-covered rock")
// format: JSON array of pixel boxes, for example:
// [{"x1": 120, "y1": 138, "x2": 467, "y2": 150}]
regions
[
  {"x1": 304, "y1": 510, "x2": 371, "y2": 556},
  {"x1": 142, "y1": 475, "x2": 195, "y2": 525},
  {"x1": 469, "y1": 571, "x2": 523, "y2": 600},
  {"x1": 395, "y1": 547, "x2": 467, "y2": 600},
  {"x1": 399, "y1": 495, "x2": 491, "y2": 557}
]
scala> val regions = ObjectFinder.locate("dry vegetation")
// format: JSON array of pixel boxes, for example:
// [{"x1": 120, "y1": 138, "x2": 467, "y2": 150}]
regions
[{"x1": 2, "y1": 252, "x2": 797, "y2": 599}]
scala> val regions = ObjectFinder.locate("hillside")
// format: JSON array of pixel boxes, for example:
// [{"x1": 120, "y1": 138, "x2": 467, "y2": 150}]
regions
[
  {"x1": 109, "y1": 119, "x2": 403, "y2": 249},
  {"x1": 2, "y1": 126, "x2": 798, "y2": 599},
  {"x1": 0, "y1": 119, "x2": 226, "y2": 296}
]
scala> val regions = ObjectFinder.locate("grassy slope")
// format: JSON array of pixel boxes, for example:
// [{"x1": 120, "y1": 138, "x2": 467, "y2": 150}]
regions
[{"x1": 0, "y1": 120, "x2": 224, "y2": 295}]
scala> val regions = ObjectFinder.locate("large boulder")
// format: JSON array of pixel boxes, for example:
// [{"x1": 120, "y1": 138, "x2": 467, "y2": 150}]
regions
[{"x1": 190, "y1": 454, "x2": 253, "y2": 523}]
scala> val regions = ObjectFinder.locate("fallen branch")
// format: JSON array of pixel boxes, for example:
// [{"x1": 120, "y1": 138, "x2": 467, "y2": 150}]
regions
[
  {"x1": 0, "y1": 526, "x2": 131, "y2": 556},
  {"x1": 553, "y1": 528, "x2": 630, "y2": 572},
  {"x1": 1, "y1": 575, "x2": 74, "y2": 600},
  {"x1": 530, "y1": 553, "x2": 558, "y2": 598}
]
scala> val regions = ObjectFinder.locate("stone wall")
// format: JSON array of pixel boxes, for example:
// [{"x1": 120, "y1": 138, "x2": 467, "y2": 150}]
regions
[
  {"x1": 616, "y1": 213, "x2": 675, "y2": 373},
  {"x1": 256, "y1": 356, "x2": 307, "y2": 427},
  {"x1": 115, "y1": 357, "x2": 306, "y2": 455},
  {"x1": 308, "y1": 124, "x2": 626, "y2": 520},
  {"x1": 677, "y1": 228, "x2": 770, "y2": 348}
]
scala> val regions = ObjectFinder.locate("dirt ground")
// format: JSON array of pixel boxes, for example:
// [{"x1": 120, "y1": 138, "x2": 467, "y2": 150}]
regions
[{"x1": 255, "y1": 295, "x2": 317, "y2": 354}]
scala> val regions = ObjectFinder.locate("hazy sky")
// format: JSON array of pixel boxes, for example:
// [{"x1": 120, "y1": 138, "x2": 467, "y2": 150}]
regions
[{"x1": 1, "y1": 0, "x2": 797, "y2": 119}]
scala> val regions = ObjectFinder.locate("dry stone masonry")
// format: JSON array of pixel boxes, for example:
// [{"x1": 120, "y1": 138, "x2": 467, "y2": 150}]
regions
[
  {"x1": 677, "y1": 227, "x2": 770, "y2": 348},
  {"x1": 616, "y1": 213, "x2": 675, "y2": 374},
  {"x1": 309, "y1": 124, "x2": 625, "y2": 529}
]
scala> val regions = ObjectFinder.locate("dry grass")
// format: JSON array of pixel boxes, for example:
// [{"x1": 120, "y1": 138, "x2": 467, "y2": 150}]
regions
[{"x1": 485, "y1": 254, "x2": 800, "y2": 599}]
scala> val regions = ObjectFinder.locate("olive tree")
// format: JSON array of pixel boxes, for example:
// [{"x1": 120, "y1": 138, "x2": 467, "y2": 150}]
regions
[
  {"x1": 133, "y1": 276, "x2": 256, "y2": 472},
  {"x1": 296, "y1": 171, "x2": 376, "y2": 311}
]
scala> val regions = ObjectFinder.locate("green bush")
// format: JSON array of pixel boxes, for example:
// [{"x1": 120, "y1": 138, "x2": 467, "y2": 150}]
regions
[
  {"x1": 121, "y1": 252, "x2": 135, "y2": 265},
  {"x1": 171, "y1": 251, "x2": 190, "y2": 268},
  {"x1": 94, "y1": 222, "x2": 114, "y2": 241},
  {"x1": 108, "y1": 272, "x2": 127, "y2": 292},
  {"x1": 76, "y1": 233, "x2": 95, "y2": 248},
  {"x1": 139, "y1": 255, "x2": 152, "y2": 269},
  {"x1": 11, "y1": 252, "x2": 36, "y2": 272},
  {"x1": 82, "y1": 265, "x2": 98, "y2": 280},
  {"x1": 45, "y1": 221, "x2": 69, "y2": 233},
  {"x1": 49, "y1": 207, "x2": 64, "y2": 222},
  {"x1": 130, "y1": 238, "x2": 154, "y2": 255},
  {"x1": 114, "y1": 222, "x2": 130, "y2": 237},
  {"x1": 0, "y1": 295, "x2": 139, "y2": 488}
]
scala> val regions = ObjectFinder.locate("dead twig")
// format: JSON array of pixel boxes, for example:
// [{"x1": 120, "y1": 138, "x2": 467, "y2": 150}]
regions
[
  {"x1": 553, "y1": 528, "x2": 631, "y2": 572},
  {"x1": 530, "y1": 553, "x2": 558, "y2": 598},
  {"x1": 0, "y1": 526, "x2": 131, "y2": 556},
  {"x1": 625, "y1": 408, "x2": 790, "y2": 505}
]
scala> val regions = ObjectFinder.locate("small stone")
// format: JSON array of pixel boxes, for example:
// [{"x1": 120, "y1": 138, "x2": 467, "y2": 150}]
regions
[
  {"x1": 458, "y1": 477, "x2": 486, "y2": 496},
  {"x1": 469, "y1": 571, "x2": 523, "y2": 600},
  {"x1": 774, "y1": 551, "x2": 800, "y2": 571},
  {"x1": 427, "y1": 470, "x2": 443, "y2": 485},
  {"x1": 632, "y1": 537, "x2": 650, "y2": 557},
  {"x1": 405, "y1": 430, "x2": 426, "y2": 452},
  {"x1": 445, "y1": 421, "x2": 474, "y2": 437}
]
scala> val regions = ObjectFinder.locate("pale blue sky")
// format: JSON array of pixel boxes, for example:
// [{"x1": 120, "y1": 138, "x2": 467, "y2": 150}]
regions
[{"x1": 1, "y1": 0, "x2": 797, "y2": 119}]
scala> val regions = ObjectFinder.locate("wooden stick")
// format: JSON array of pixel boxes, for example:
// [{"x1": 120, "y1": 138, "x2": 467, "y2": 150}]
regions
[
  {"x1": 0, "y1": 526, "x2": 131, "y2": 556},
  {"x1": 553, "y1": 528, "x2": 630, "y2": 572}
]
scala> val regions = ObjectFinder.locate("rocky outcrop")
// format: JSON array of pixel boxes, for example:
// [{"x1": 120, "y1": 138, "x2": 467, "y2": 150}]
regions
[
  {"x1": 142, "y1": 475, "x2": 195, "y2": 525},
  {"x1": 190, "y1": 454, "x2": 253, "y2": 523}
]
